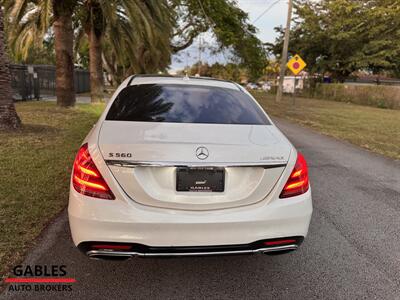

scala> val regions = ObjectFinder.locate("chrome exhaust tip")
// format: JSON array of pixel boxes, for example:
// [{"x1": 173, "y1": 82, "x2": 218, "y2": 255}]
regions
[
  {"x1": 87, "y1": 250, "x2": 134, "y2": 261},
  {"x1": 261, "y1": 244, "x2": 298, "y2": 255}
]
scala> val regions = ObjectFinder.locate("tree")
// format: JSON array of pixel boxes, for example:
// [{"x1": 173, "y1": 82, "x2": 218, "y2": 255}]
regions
[
  {"x1": 6, "y1": 0, "x2": 174, "y2": 100},
  {"x1": 180, "y1": 62, "x2": 248, "y2": 82},
  {"x1": 268, "y1": 0, "x2": 400, "y2": 82},
  {"x1": 52, "y1": 0, "x2": 77, "y2": 107},
  {"x1": 5, "y1": 0, "x2": 266, "y2": 88},
  {"x1": 0, "y1": 6, "x2": 21, "y2": 130},
  {"x1": 6, "y1": 0, "x2": 77, "y2": 107},
  {"x1": 170, "y1": 0, "x2": 267, "y2": 81},
  {"x1": 75, "y1": 0, "x2": 173, "y2": 100},
  {"x1": 85, "y1": 0, "x2": 105, "y2": 102}
]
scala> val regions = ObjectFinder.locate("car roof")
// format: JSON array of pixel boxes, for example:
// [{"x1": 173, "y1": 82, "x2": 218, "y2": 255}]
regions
[{"x1": 127, "y1": 74, "x2": 241, "y2": 91}]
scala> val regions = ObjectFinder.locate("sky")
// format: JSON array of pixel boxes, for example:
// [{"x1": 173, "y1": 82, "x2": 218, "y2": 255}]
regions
[{"x1": 170, "y1": 0, "x2": 288, "y2": 72}]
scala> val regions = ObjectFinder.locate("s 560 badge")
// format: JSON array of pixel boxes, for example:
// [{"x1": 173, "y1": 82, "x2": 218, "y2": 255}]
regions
[{"x1": 108, "y1": 152, "x2": 132, "y2": 158}]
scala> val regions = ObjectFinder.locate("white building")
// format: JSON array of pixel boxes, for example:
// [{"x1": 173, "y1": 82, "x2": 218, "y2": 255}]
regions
[{"x1": 282, "y1": 76, "x2": 305, "y2": 94}]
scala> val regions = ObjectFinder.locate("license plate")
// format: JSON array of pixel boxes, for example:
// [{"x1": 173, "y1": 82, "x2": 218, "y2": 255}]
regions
[{"x1": 176, "y1": 167, "x2": 225, "y2": 192}]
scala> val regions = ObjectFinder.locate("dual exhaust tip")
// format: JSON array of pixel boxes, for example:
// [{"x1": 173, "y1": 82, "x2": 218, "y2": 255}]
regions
[{"x1": 83, "y1": 239, "x2": 302, "y2": 260}]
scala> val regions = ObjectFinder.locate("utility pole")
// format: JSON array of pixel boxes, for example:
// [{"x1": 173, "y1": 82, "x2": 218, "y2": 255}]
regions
[
  {"x1": 185, "y1": 51, "x2": 189, "y2": 75},
  {"x1": 197, "y1": 36, "x2": 202, "y2": 76},
  {"x1": 276, "y1": 0, "x2": 293, "y2": 102}
]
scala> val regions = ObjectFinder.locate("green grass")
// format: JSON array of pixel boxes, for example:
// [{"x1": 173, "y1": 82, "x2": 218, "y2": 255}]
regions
[
  {"x1": 0, "y1": 101, "x2": 104, "y2": 281},
  {"x1": 254, "y1": 91, "x2": 400, "y2": 160}
]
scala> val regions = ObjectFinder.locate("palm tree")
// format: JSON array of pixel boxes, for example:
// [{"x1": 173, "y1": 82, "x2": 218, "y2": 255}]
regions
[
  {"x1": 6, "y1": 0, "x2": 77, "y2": 107},
  {"x1": 7, "y1": 0, "x2": 173, "y2": 103},
  {"x1": 99, "y1": 2, "x2": 173, "y2": 85},
  {"x1": 77, "y1": 0, "x2": 173, "y2": 102},
  {"x1": 52, "y1": 0, "x2": 77, "y2": 107},
  {"x1": 0, "y1": 6, "x2": 21, "y2": 130},
  {"x1": 83, "y1": 0, "x2": 104, "y2": 102}
]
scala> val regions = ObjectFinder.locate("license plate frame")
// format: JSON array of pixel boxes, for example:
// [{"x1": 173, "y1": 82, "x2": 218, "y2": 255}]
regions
[{"x1": 176, "y1": 167, "x2": 225, "y2": 192}]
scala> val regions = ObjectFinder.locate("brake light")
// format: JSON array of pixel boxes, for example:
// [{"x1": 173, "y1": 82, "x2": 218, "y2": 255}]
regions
[
  {"x1": 72, "y1": 144, "x2": 115, "y2": 200},
  {"x1": 91, "y1": 244, "x2": 131, "y2": 250},
  {"x1": 280, "y1": 152, "x2": 309, "y2": 198}
]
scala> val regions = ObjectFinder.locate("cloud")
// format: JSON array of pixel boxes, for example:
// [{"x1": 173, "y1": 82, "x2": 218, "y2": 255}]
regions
[{"x1": 237, "y1": 0, "x2": 288, "y2": 42}]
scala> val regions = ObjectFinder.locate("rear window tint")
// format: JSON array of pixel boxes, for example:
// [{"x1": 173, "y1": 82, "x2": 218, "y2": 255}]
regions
[{"x1": 106, "y1": 84, "x2": 270, "y2": 125}]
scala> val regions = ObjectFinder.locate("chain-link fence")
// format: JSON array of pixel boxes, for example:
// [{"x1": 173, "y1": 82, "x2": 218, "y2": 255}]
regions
[{"x1": 9, "y1": 64, "x2": 90, "y2": 101}]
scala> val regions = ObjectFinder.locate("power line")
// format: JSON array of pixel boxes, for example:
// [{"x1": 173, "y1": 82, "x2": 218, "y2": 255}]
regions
[{"x1": 252, "y1": 0, "x2": 282, "y2": 24}]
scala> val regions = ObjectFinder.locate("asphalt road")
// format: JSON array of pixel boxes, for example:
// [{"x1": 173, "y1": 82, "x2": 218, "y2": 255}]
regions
[{"x1": 1, "y1": 118, "x2": 400, "y2": 300}]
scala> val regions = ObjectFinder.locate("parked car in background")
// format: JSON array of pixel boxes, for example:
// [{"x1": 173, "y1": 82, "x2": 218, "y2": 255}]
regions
[
  {"x1": 261, "y1": 82, "x2": 272, "y2": 92},
  {"x1": 246, "y1": 82, "x2": 259, "y2": 90}
]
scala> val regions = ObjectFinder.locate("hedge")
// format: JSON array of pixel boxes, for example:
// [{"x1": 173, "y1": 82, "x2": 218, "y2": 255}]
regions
[{"x1": 307, "y1": 83, "x2": 400, "y2": 109}]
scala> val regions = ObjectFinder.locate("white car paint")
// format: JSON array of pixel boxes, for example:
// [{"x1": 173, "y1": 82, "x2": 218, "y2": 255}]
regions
[{"x1": 68, "y1": 75, "x2": 313, "y2": 257}]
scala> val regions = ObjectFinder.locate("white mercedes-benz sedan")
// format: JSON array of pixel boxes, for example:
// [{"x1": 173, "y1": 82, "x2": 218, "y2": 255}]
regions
[{"x1": 68, "y1": 75, "x2": 313, "y2": 259}]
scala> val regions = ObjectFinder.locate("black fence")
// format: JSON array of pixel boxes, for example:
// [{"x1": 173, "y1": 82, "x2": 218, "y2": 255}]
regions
[
  {"x1": 344, "y1": 78, "x2": 400, "y2": 86},
  {"x1": 9, "y1": 64, "x2": 90, "y2": 101}
]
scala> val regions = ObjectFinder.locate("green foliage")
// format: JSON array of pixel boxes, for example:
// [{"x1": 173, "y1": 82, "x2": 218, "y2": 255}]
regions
[
  {"x1": 4, "y1": 0, "x2": 266, "y2": 81},
  {"x1": 171, "y1": 0, "x2": 267, "y2": 81},
  {"x1": 5, "y1": 0, "x2": 174, "y2": 78},
  {"x1": 180, "y1": 62, "x2": 246, "y2": 82},
  {"x1": 4, "y1": 0, "x2": 53, "y2": 63},
  {"x1": 311, "y1": 83, "x2": 400, "y2": 109},
  {"x1": 269, "y1": 0, "x2": 400, "y2": 81},
  {"x1": 0, "y1": 101, "x2": 104, "y2": 280},
  {"x1": 74, "y1": 0, "x2": 174, "y2": 83}
]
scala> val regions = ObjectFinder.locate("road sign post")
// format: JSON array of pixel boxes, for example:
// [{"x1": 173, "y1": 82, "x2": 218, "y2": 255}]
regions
[{"x1": 293, "y1": 75, "x2": 296, "y2": 105}]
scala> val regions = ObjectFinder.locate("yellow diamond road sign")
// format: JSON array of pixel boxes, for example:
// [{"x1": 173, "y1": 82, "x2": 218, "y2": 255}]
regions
[{"x1": 287, "y1": 54, "x2": 306, "y2": 76}]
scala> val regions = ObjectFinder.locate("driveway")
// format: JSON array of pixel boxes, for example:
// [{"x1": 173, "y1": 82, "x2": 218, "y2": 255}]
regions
[{"x1": 1, "y1": 118, "x2": 399, "y2": 300}]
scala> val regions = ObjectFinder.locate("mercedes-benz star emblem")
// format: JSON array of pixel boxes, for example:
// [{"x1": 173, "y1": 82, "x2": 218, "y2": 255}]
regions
[{"x1": 196, "y1": 146, "x2": 209, "y2": 160}]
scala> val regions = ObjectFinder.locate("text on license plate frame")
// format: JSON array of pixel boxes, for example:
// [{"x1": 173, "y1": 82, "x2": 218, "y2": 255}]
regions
[{"x1": 176, "y1": 167, "x2": 225, "y2": 192}]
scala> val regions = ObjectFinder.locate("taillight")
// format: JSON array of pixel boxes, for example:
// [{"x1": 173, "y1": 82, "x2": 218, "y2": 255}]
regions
[
  {"x1": 72, "y1": 144, "x2": 115, "y2": 200},
  {"x1": 280, "y1": 152, "x2": 309, "y2": 198}
]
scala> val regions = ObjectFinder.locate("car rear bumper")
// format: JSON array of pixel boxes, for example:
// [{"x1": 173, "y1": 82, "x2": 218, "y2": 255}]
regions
[
  {"x1": 79, "y1": 237, "x2": 304, "y2": 259},
  {"x1": 68, "y1": 188, "x2": 312, "y2": 251}
]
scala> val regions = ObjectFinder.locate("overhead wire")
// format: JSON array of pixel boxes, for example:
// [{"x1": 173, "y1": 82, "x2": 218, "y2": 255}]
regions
[{"x1": 252, "y1": 0, "x2": 282, "y2": 24}]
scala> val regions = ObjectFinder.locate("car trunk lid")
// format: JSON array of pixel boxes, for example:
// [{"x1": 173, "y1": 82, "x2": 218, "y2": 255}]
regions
[{"x1": 98, "y1": 121, "x2": 292, "y2": 210}]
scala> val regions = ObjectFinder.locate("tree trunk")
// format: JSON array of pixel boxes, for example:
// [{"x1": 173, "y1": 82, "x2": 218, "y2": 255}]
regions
[
  {"x1": 89, "y1": 27, "x2": 104, "y2": 102},
  {"x1": 0, "y1": 7, "x2": 21, "y2": 130},
  {"x1": 86, "y1": 0, "x2": 105, "y2": 103},
  {"x1": 53, "y1": 1, "x2": 76, "y2": 107},
  {"x1": 102, "y1": 53, "x2": 116, "y2": 86}
]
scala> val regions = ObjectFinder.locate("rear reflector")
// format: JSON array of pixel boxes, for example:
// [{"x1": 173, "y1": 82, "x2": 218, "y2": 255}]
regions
[
  {"x1": 280, "y1": 152, "x2": 309, "y2": 198},
  {"x1": 72, "y1": 144, "x2": 115, "y2": 200},
  {"x1": 92, "y1": 244, "x2": 131, "y2": 250},
  {"x1": 264, "y1": 239, "x2": 297, "y2": 246}
]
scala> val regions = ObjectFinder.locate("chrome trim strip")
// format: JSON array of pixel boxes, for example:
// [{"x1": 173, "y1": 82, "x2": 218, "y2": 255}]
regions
[
  {"x1": 105, "y1": 160, "x2": 286, "y2": 169},
  {"x1": 86, "y1": 245, "x2": 298, "y2": 258}
]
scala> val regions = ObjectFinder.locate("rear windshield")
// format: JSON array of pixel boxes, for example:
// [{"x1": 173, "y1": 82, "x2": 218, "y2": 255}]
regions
[{"x1": 106, "y1": 84, "x2": 270, "y2": 125}]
